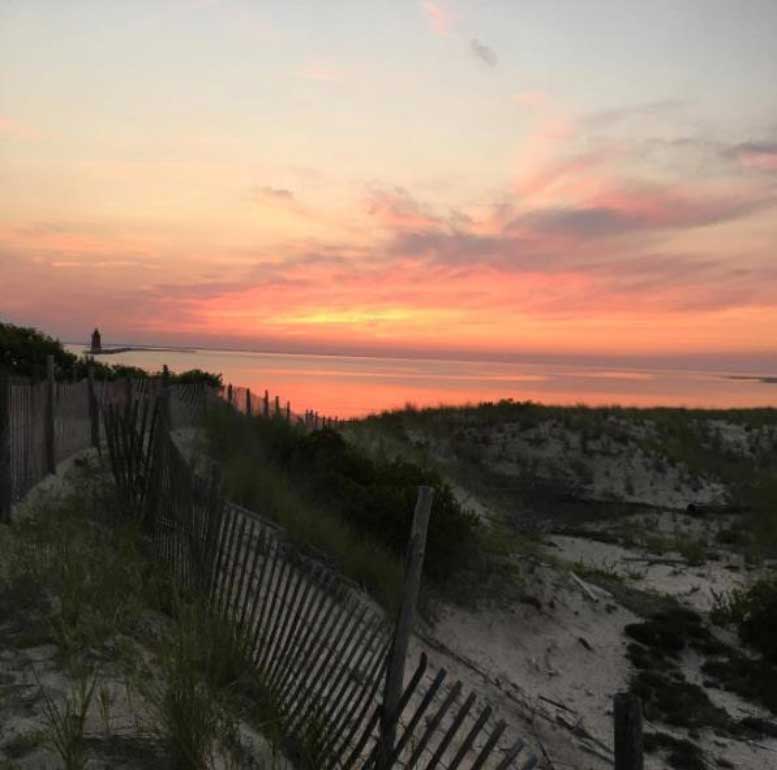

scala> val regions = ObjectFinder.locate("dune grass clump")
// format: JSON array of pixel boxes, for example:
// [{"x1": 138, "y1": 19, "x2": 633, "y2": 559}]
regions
[
  {"x1": 139, "y1": 606, "x2": 231, "y2": 770},
  {"x1": 38, "y1": 669, "x2": 98, "y2": 770}
]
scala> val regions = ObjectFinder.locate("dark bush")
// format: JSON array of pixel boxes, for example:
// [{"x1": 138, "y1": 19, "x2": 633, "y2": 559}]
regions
[
  {"x1": 702, "y1": 655, "x2": 777, "y2": 713},
  {"x1": 643, "y1": 732, "x2": 705, "y2": 770},
  {"x1": 625, "y1": 620, "x2": 686, "y2": 655},
  {"x1": 723, "y1": 576, "x2": 777, "y2": 662}
]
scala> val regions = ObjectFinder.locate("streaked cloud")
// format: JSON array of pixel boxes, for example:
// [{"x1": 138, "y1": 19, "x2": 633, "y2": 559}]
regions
[
  {"x1": 255, "y1": 186, "x2": 295, "y2": 200},
  {"x1": 583, "y1": 100, "x2": 686, "y2": 129}
]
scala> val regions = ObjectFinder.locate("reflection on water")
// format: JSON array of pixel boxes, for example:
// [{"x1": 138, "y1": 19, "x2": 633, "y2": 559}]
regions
[{"x1": 65, "y1": 345, "x2": 777, "y2": 418}]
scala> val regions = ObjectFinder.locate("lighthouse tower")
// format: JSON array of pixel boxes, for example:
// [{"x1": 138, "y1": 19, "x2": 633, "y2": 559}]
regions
[{"x1": 90, "y1": 328, "x2": 102, "y2": 354}]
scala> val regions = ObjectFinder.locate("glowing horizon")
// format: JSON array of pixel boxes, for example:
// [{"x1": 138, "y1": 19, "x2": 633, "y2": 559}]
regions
[{"x1": 2, "y1": 1, "x2": 777, "y2": 369}]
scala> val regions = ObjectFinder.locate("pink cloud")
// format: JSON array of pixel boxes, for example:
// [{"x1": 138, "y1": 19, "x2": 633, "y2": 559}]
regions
[
  {"x1": 421, "y1": 1, "x2": 453, "y2": 36},
  {"x1": 733, "y1": 142, "x2": 777, "y2": 172},
  {"x1": 300, "y1": 61, "x2": 342, "y2": 82},
  {"x1": 512, "y1": 91, "x2": 551, "y2": 110},
  {"x1": 0, "y1": 116, "x2": 42, "y2": 140}
]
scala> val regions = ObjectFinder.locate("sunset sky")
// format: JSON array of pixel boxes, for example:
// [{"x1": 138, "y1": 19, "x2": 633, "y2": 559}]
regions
[{"x1": 2, "y1": 1, "x2": 777, "y2": 369}]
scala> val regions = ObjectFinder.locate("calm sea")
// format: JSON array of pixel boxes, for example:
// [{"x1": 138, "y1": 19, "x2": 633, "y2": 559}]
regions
[{"x1": 65, "y1": 345, "x2": 776, "y2": 418}]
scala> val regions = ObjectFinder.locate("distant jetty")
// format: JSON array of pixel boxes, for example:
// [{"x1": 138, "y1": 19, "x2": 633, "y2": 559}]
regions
[
  {"x1": 82, "y1": 346, "x2": 198, "y2": 356},
  {"x1": 82, "y1": 327, "x2": 195, "y2": 356},
  {"x1": 727, "y1": 375, "x2": 777, "y2": 385}
]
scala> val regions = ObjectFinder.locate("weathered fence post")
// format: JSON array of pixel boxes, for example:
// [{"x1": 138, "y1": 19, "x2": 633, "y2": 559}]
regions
[
  {"x1": 227, "y1": 383, "x2": 233, "y2": 407},
  {"x1": 263, "y1": 389, "x2": 269, "y2": 418},
  {"x1": 286, "y1": 401, "x2": 291, "y2": 422},
  {"x1": 376, "y1": 485, "x2": 435, "y2": 770},
  {"x1": 0, "y1": 371, "x2": 11, "y2": 522},
  {"x1": 614, "y1": 692, "x2": 643, "y2": 770},
  {"x1": 161, "y1": 365, "x2": 171, "y2": 428},
  {"x1": 45, "y1": 354, "x2": 56, "y2": 475},
  {"x1": 274, "y1": 395, "x2": 280, "y2": 416},
  {"x1": 87, "y1": 366, "x2": 99, "y2": 449},
  {"x1": 246, "y1": 388, "x2": 252, "y2": 416}
]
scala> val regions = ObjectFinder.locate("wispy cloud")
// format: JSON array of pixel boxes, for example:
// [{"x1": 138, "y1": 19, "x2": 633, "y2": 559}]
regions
[
  {"x1": 470, "y1": 38, "x2": 497, "y2": 67},
  {"x1": 583, "y1": 100, "x2": 686, "y2": 129},
  {"x1": 254, "y1": 186, "x2": 295, "y2": 201},
  {"x1": 726, "y1": 141, "x2": 777, "y2": 173},
  {"x1": 365, "y1": 186, "x2": 443, "y2": 231},
  {"x1": 250, "y1": 185, "x2": 311, "y2": 218}
]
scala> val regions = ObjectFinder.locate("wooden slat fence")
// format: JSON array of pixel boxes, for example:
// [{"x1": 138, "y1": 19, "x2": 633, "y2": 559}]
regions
[
  {"x1": 221, "y1": 383, "x2": 337, "y2": 430},
  {"x1": 101, "y1": 392, "x2": 537, "y2": 770},
  {"x1": 0, "y1": 365, "x2": 211, "y2": 520},
  {"x1": 4, "y1": 375, "x2": 47, "y2": 504}
]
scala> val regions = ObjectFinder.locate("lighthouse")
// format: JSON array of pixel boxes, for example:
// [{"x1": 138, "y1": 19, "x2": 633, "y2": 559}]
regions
[{"x1": 90, "y1": 328, "x2": 102, "y2": 354}]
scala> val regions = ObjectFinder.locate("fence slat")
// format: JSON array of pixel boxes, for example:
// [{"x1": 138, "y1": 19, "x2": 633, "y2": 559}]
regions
[
  {"x1": 250, "y1": 538, "x2": 283, "y2": 664},
  {"x1": 345, "y1": 653, "x2": 428, "y2": 770},
  {"x1": 447, "y1": 705, "x2": 492, "y2": 770},
  {"x1": 425, "y1": 692, "x2": 477, "y2": 769},
  {"x1": 266, "y1": 562, "x2": 319, "y2": 692},
  {"x1": 274, "y1": 570, "x2": 338, "y2": 699},
  {"x1": 469, "y1": 720, "x2": 507, "y2": 770},
  {"x1": 380, "y1": 667, "x2": 447, "y2": 767},
  {"x1": 220, "y1": 516, "x2": 248, "y2": 619},
  {"x1": 406, "y1": 680, "x2": 462, "y2": 769},
  {"x1": 0, "y1": 372, "x2": 11, "y2": 522},
  {"x1": 256, "y1": 549, "x2": 293, "y2": 673},
  {"x1": 328, "y1": 639, "x2": 390, "y2": 769},
  {"x1": 321, "y1": 619, "x2": 388, "y2": 765}
]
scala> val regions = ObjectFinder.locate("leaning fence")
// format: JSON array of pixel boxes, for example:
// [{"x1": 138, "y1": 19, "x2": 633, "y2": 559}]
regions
[{"x1": 101, "y1": 389, "x2": 538, "y2": 770}]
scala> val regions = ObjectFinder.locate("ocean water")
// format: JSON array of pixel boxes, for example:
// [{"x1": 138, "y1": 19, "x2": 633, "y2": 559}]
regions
[{"x1": 65, "y1": 345, "x2": 777, "y2": 419}]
